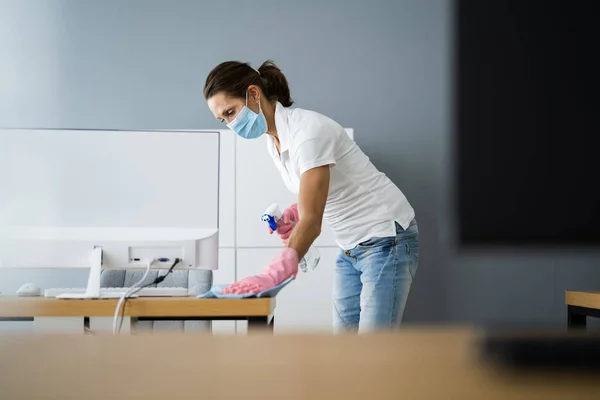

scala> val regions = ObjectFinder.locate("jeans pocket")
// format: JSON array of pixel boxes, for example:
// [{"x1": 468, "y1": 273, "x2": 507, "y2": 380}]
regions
[
  {"x1": 357, "y1": 236, "x2": 397, "y2": 252},
  {"x1": 404, "y1": 240, "x2": 419, "y2": 278}
]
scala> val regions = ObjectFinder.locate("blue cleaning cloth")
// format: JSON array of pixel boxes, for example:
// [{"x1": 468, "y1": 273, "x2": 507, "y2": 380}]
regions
[{"x1": 196, "y1": 276, "x2": 294, "y2": 299}]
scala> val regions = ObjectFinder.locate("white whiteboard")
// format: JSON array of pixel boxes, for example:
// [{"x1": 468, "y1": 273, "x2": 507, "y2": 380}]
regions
[{"x1": 0, "y1": 129, "x2": 219, "y2": 230}]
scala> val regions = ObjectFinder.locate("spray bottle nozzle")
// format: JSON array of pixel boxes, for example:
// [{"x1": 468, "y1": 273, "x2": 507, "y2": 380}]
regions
[
  {"x1": 261, "y1": 213, "x2": 278, "y2": 231},
  {"x1": 261, "y1": 203, "x2": 283, "y2": 231}
]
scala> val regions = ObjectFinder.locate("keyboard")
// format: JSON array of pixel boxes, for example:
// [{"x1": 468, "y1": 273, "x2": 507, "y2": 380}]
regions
[{"x1": 44, "y1": 287, "x2": 189, "y2": 298}]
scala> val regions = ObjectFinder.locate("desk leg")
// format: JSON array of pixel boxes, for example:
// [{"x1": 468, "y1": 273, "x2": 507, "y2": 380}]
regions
[
  {"x1": 247, "y1": 316, "x2": 274, "y2": 334},
  {"x1": 568, "y1": 305, "x2": 587, "y2": 330}
]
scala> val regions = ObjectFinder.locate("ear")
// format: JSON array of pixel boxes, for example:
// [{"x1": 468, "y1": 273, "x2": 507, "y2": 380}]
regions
[{"x1": 247, "y1": 85, "x2": 261, "y2": 103}]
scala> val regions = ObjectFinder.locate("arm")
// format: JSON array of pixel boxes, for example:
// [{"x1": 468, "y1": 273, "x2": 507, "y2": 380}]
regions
[
  {"x1": 221, "y1": 166, "x2": 330, "y2": 295},
  {"x1": 285, "y1": 165, "x2": 330, "y2": 260},
  {"x1": 222, "y1": 127, "x2": 334, "y2": 295}
]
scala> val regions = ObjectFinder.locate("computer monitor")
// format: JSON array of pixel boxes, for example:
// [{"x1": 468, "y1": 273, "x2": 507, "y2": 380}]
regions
[
  {"x1": 454, "y1": 0, "x2": 598, "y2": 248},
  {"x1": 0, "y1": 128, "x2": 220, "y2": 298}
]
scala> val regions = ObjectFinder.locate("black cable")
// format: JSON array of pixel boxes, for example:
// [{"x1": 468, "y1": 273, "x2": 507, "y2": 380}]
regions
[
  {"x1": 152, "y1": 257, "x2": 181, "y2": 285},
  {"x1": 118, "y1": 258, "x2": 181, "y2": 334}
]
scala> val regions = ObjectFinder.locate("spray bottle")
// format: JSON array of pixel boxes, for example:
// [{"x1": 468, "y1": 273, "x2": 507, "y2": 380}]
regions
[{"x1": 261, "y1": 203, "x2": 321, "y2": 273}]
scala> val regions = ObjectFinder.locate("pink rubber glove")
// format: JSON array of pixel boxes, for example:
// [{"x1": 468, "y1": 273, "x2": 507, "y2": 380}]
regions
[
  {"x1": 222, "y1": 248, "x2": 299, "y2": 295},
  {"x1": 269, "y1": 203, "x2": 299, "y2": 243}
]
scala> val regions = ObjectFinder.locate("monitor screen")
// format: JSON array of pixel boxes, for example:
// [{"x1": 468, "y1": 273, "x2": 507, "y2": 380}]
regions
[{"x1": 455, "y1": 0, "x2": 599, "y2": 247}]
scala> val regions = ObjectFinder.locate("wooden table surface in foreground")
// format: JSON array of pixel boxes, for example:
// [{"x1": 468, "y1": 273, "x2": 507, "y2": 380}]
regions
[
  {"x1": 1, "y1": 328, "x2": 599, "y2": 400},
  {"x1": 0, "y1": 295, "x2": 275, "y2": 318}
]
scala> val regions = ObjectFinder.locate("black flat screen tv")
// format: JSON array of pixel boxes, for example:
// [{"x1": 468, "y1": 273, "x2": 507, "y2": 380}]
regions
[{"x1": 455, "y1": 0, "x2": 599, "y2": 247}]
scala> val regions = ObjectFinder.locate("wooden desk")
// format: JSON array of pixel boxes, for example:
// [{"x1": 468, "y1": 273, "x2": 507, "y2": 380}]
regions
[
  {"x1": 0, "y1": 295, "x2": 276, "y2": 333},
  {"x1": 566, "y1": 291, "x2": 600, "y2": 329},
  {"x1": 1, "y1": 328, "x2": 599, "y2": 399}
]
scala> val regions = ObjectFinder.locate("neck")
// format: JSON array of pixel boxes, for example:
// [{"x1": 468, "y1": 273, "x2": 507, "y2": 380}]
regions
[{"x1": 262, "y1": 100, "x2": 279, "y2": 141}]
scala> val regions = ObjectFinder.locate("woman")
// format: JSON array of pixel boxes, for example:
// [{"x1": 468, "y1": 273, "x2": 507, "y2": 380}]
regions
[{"x1": 204, "y1": 60, "x2": 419, "y2": 333}]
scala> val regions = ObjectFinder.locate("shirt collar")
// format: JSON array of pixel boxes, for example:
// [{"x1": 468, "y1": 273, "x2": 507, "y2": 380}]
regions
[{"x1": 273, "y1": 101, "x2": 290, "y2": 153}]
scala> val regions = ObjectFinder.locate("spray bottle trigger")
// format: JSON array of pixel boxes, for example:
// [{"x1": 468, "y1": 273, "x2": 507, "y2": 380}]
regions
[{"x1": 268, "y1": 216, "x2": 278, "y2": 231}]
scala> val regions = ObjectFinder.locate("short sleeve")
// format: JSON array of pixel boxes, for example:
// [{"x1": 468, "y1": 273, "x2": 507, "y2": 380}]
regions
[{"x1": 293, "y1": 127, "x2": 337, "y2": 175}]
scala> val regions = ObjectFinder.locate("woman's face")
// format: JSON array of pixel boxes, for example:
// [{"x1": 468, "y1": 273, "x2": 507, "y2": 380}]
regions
[{"x1": 207, "y1": 87, "x2": 260, "y2": 126}]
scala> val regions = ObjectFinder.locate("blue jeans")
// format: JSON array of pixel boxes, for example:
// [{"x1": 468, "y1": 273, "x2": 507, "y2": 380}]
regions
[{"x1": 333, "y1": 219, "x2": 419, "y2": 333}]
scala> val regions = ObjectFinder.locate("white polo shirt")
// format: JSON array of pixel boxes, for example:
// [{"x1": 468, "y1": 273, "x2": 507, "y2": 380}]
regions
[{"x1": 266, "y1": 102, "x2": 415, "y2": 250}]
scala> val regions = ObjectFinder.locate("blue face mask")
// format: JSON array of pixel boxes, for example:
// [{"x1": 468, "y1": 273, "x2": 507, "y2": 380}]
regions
[{"x1": 227, "y1": 92, "x2": 267, "y2": 139}]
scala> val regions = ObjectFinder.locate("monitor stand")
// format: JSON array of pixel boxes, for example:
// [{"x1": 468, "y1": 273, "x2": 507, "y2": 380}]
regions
[{"x1": 57, "y1": 247, "x2": 134, "y2": 299}]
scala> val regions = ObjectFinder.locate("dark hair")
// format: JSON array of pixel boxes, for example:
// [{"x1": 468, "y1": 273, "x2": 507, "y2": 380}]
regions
[{"x1": 203, "y1": 60, "x2": 294, "y2": 107}]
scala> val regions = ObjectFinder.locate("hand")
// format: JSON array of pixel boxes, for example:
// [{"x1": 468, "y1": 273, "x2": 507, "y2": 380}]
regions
[
  {"x1": 268, "y1": 203, "x2": 299, "y2": 244},
  {"x1": 222, "y1": 248, "x2": 299, "y2": 295}
]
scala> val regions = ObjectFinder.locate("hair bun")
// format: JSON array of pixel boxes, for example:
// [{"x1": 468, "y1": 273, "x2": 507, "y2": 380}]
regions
[{"x1": 257, "y1": 60, "x2": 294, "y2": 107}]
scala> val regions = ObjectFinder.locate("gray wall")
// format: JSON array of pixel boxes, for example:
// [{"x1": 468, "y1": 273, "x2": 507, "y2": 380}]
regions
[{"x1": 2, "y1": 0, "x2": 599, "y2": 327}]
